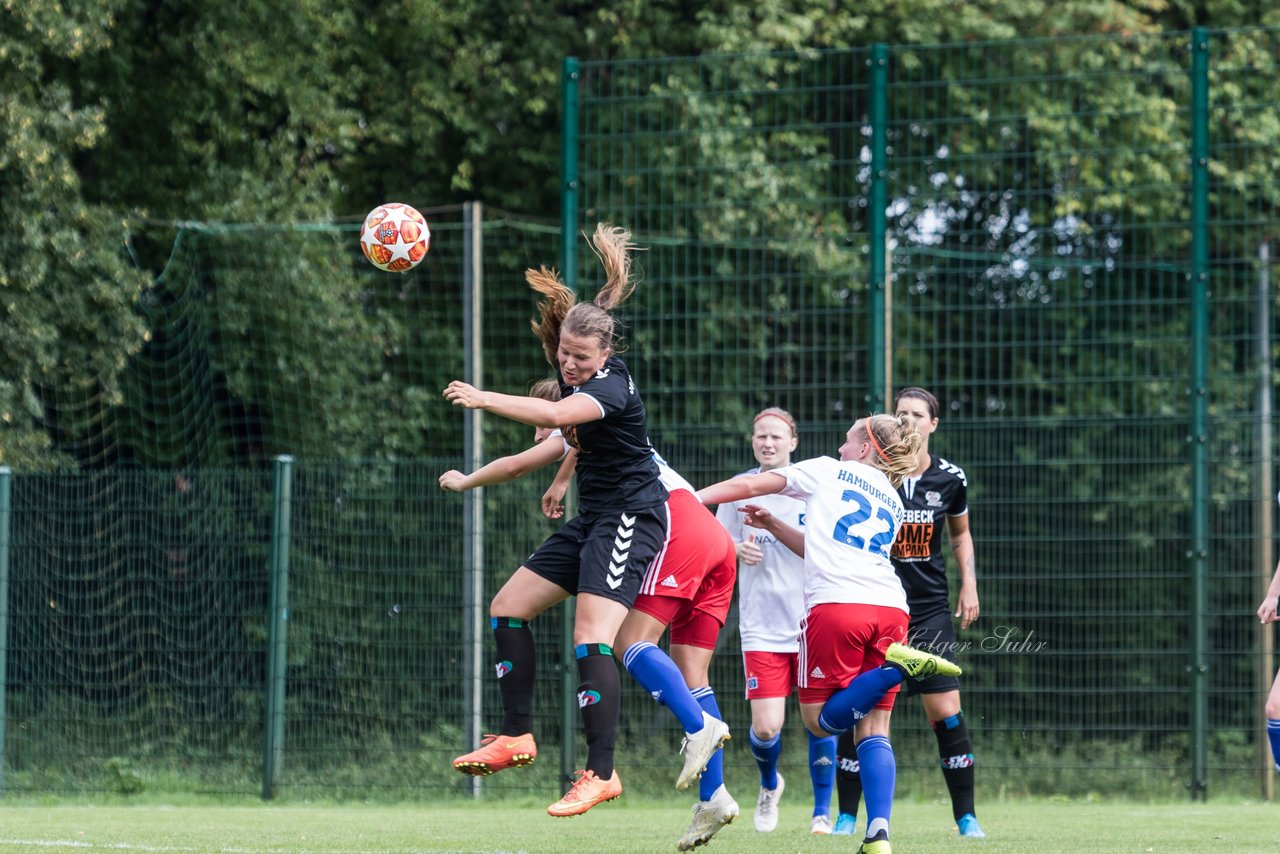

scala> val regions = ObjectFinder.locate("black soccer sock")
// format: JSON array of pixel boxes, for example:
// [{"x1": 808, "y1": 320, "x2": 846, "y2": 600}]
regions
[
  {"x1": 576, "y1": 643, "x2": 620, "y2": 779},
  {"x1": 835, "y1": 728, "x2": 863, "y2": 816},
  {"x1": 933, "y1": 711, "x2": 977, "y2": 819},
  {"x1": 492, "y1": 616, "x2": 536, "y2": 736}
]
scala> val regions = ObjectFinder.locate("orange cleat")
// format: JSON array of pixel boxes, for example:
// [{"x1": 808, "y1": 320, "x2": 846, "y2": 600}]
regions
[
  {"x1": 546, "y1": 769, "x2": 623, "y2": 817},
  {"x1": 452, "y1": 733, "x2": 537, "y2": 776}
]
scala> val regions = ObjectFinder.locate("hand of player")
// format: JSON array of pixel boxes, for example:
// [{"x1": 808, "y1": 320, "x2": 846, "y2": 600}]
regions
[
  {"x1": 735, "y1": 534, "x2": 763, "y2": 565},
  {"x1": 443, "y1": 380, "x2": 486, "y2": 409},
  {"x1": 438, "y1": 470, "x2": 468, "y2": 492},
  {"x1": 955, "y1": 587, "x2": 980, "y2": 630},
  {"x1": 542, "y1": 485, "x2": 566, "y2": 519},
  {"x1": 1259, "y1": 596, "x2": 1279, "y2": 624}
]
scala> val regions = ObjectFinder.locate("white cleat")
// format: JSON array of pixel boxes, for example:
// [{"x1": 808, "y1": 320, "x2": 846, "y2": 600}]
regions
[
  {"x1": 676, "y1": 784, "x2": 739, "y2": 850},
  {"x1": 676, "y1": 712, "x2": 731, "y2": 790},
  {"x1": 753, "y1": 771, "x2": 784, "y2": 832},
  {"x1": 810, "y1": 814, "x2": 834, "y2": 834}
]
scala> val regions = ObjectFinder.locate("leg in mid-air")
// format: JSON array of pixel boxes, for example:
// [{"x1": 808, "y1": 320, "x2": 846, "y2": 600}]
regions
[
  {"x1": 452, "y1": 569, "x2": 567, "y2": 776},
  {"x1": 798, "y1": 606, "x2": 962, "y2": 854},
  {"x1": 672, "y1": 639, "x2": 738, "y2": 850},
  {"x1": 617, "y1": 563, "x2": 732, "y2": 793},
  {"x1": 546, "y1": 592, "x2": 632, "y2": 817}
]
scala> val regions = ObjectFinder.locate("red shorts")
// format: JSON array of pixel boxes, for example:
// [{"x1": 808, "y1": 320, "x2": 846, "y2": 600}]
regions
[
  {"x1": 742, "y1": 650, "x2": 798, "y2": 700},
  {"x1": 632, "y1": 490, "x2": 737, "y2": 650},
  {"x1": 797, "y1": 602, "x2": 909, "y2": 707}
]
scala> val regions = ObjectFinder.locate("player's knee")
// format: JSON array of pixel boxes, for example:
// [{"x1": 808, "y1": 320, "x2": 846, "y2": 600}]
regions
[
  {"x1": 752, "y1": 722, "x2": 783, "y2": 741},
  {"x1": 1265, "y1": 697, "x2": 1280, "y2": 719}
]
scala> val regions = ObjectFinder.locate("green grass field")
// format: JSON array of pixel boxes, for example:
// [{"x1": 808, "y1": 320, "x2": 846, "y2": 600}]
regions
[{"x1": 0, "y1": 796, "x2": 1275, "y2": 853}]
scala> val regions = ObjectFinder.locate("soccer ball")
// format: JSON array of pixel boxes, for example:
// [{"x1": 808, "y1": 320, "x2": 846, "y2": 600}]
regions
[{"x1": 360, "y1": 203, "x2": 430, "y2": 272}]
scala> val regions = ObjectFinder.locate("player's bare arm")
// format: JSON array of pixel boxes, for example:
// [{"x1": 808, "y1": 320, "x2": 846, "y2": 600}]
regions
[
  {"x1": 542, "y1": 449, "x2": 577, "y2": 518},
  {"x1": 696, "y1": 471, "x2": 787, "y2": 506},
  {"x1": 947, "y1": 513, "x2": 979, "y2": 629},
  {"x1": 739, "y1": 503, "x2": 805, "y2": 557},
  {"x1": 439, "y1": 437, "x2": 566, "y2": 492},
  {"x1": 443, "y1": 381, "x2": 601, "y2": 428}
]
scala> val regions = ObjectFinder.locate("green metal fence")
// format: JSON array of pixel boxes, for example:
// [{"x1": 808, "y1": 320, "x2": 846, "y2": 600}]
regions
[
  {"x1": 567, "y1": 26, "x2": 1280, "y2": 801},
  {"x1": 2, "y1": 28, "x2": 1279, "y2": 803}
]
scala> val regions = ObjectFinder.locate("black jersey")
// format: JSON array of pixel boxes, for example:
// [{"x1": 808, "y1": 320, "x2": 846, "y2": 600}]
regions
[
  {"x1": 559, "y1": 355, "x2": 668, "y2": 513},
  {"x1": 890, "y1": 453, "x2": 968, "y2": 612}
]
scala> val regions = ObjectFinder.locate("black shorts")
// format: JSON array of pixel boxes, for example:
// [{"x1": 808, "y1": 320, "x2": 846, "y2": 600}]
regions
[
  {"x1": 902, "y1": 606, "x2": 963, "y2": 696},
  {"x1": 523, "y1": 506, "x2": 668, "y2": 608}
]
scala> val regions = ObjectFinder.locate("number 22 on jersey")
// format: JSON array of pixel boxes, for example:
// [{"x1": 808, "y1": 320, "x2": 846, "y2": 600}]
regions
[{"x1": 831, "y1": 489, "x2": 897, "y2": 558}]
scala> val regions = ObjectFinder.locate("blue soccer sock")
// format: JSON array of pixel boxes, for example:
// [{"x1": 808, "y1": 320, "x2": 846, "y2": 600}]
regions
[
  {"x1": 857, "y1": 734, "x2": 896, "y2": 842},
  {"x1": 817, "y1": 665, "x2": 905, "y2": 735},
  {"x1": 750, "y1": 728, "x2": 782, "y2": 790},
  {"x1": 693, "y1": 686, "x2": 725, "y2": 800},
  {"x1": 1268, "y1": 719, "x2": 1280, "y2": 772},
  {"x1": 808, "y1": 731, "x2": 837, "y2": 817},
  {"x1": 622, "y1": 641, "x2": 705, "y2": 733}
]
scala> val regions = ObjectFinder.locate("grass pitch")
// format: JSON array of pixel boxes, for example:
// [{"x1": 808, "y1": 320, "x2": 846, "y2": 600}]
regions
[{"x1": 0, "y1": 796, "x2": 1274, "y2": 852}]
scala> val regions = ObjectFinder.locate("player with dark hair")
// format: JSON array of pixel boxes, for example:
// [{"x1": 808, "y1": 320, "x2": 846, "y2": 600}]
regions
[
  {"x1": 833, "y1": 387, "x2": 984, "y2": 839},
  {"x1": 699, "y1": 414, "x2": 962, "y2": 854},
  {"x1": 714, "y1": 407, "x2": 838, "y2": 835}
]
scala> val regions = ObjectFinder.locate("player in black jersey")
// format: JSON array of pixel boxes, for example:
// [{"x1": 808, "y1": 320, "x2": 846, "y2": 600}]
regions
[
  {"x1": 833, "y1": 387, "x2": 985, "y2": 840},
  {"x1": 444, "y1": 225, "x2": 713, "y2": 818}
]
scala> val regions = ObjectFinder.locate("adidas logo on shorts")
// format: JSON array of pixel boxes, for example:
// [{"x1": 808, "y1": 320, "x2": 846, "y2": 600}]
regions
[
  {"x1": 809, "y1": 666, "x2": 826, "y2": 679},
  {"x1": 660, "y1": 575, "x2": 679, "y2": 588}
]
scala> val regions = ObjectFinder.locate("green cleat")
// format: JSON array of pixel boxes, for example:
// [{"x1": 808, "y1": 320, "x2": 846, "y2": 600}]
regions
[
  {"x1": 884, "y1": 642, "x2": 962, "y2": 680},
  {"x1": 857, "y1": 839, "x2": 891, "y2": 854}
]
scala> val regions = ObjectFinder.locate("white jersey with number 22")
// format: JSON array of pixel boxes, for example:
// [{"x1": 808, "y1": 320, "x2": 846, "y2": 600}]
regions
[{"x1": 776, "y1": 455, "x2": 909, "y2": 613}]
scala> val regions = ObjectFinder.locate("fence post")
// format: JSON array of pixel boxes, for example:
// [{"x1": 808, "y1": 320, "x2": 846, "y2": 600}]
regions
[
  {"x1": 1188, "y1": 26, "x2": 1210, "y2": 802},
  {"x1": 262, "y1": 454, "x2": 294, "y2": 800},
  {"x1": 1258, "y1": 239, "x2": 1274, "y2": 802},
  {"x1": 867, "y1": 44, "x2": 889, "y2": 411},
  {"x1": 0, "y1": 467, "x2": 11, "y2": 798},
  {"x1": 462, "y1": 201, "x2": 485, "y2": 799},
  {"x1": 559, "y1": 54, "x2": 582, "y2": 795}
]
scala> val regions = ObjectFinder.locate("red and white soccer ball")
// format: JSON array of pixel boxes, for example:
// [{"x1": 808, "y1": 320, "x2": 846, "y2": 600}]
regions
[{"x1": 360, "y1": 203, "x2": 430, "y2": 272}]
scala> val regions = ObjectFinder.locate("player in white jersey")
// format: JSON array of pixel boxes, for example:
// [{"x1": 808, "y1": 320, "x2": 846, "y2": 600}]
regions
[
  {"x1": 699, "y1": 414, "x2": 962, "y2": 854},
  {"x1": 834, "y1": 387, "x2": 984, "y2": 839},
  {"x1": 714, "y1": 407, "x2": 837, "y2": 835}
]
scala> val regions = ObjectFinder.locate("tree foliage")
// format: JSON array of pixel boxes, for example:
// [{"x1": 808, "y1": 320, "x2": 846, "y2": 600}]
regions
[{"x1": 2, "y1": 2, "x2": 1280, "y2": 470}]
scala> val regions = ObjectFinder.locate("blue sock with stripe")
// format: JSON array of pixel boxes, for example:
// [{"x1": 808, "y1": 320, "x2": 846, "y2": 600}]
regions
[
  {"x1": 857, "y1": 734, "x2": 896, "y2": 842},
  {"x1": 750, "y1": 729, "x2": 782, "y2": 790},
  {"x1": 808, "y1": 731, "x2": 837, "y2": 817},
  {"x1": 817, "y1": 666, "x2": 905, "y2": 735},
  {"x1": 693, "y1": 686, "x2": 725, "y2": 800},
  {"x1": 622, "y1": 641, "x2": 705, "y2": 732}
]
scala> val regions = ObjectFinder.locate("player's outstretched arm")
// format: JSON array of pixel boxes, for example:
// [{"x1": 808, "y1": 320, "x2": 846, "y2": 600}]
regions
[
  {"x1": 443, "y1": 380, "x2": 600, "y2": 428},
  {"x1": 740, "y1": 503, "x2": 805, "y2": 557},
  {"x1": 439, "y1": 439, "x2": 566, "y2": 492},
  {"x1": 696, "y1": 471, "x2": 787, "y2": 507}
]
